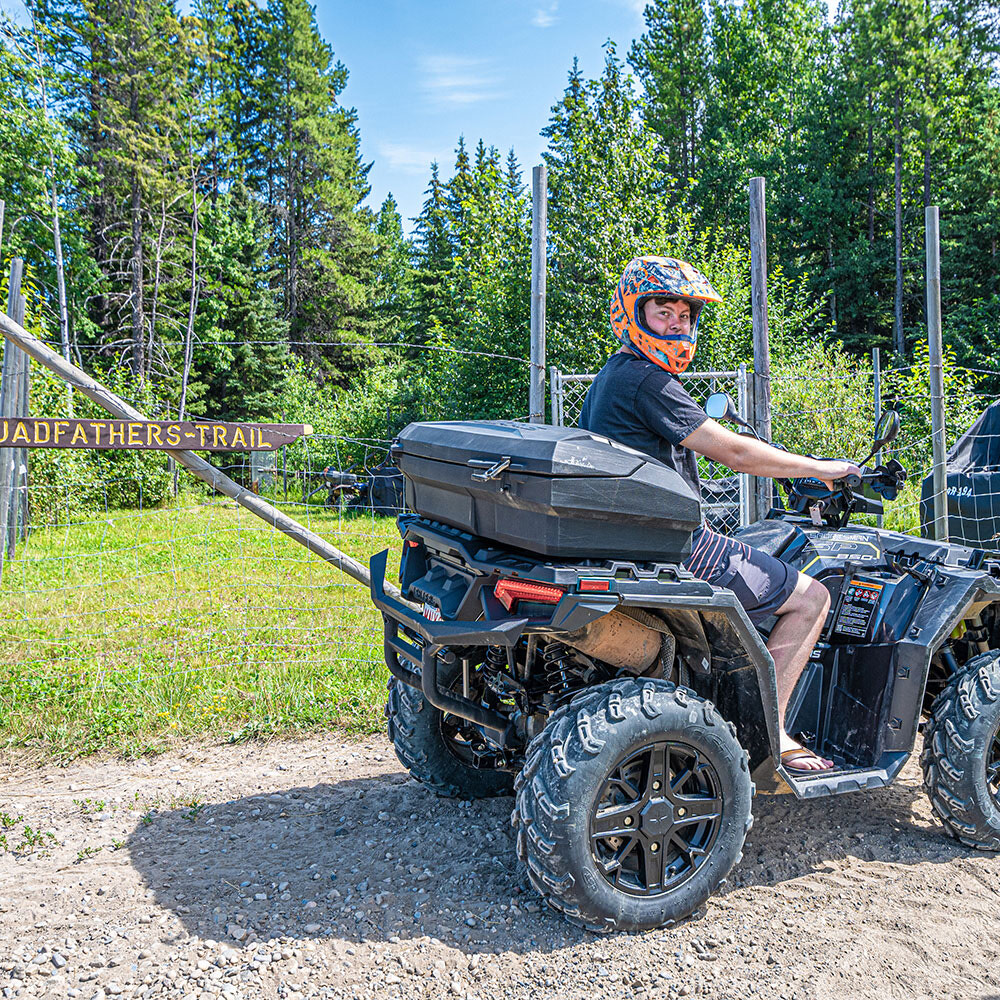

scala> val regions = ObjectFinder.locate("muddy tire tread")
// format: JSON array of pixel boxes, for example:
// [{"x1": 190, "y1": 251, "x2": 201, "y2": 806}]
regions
[{"x1": 921, "y1": 649, "x2": 1000, "y2": 851}]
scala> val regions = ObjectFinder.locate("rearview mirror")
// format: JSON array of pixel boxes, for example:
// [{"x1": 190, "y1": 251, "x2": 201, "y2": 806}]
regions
[
  {"x1": 858, "y1": 408, "x2": 901, "y2": 467},
  {"x1": 705, "y1": 391, "x2": 761, "y2": 439},
  {"x1": 872, "y1": 409, "x2": 900, "y2": 451},
  {"x1": 705, "y1": 392, "x2": 738, "y2": 421}
]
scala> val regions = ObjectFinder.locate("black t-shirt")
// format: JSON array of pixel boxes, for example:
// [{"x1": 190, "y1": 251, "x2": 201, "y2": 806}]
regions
[{"x1": 578, "y1": 352, "x2": 707, "y2": 498}]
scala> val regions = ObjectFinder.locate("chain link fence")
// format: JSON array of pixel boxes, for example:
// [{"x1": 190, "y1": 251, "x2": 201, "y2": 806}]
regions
[{"x1": 550, "y1": 365, "x2": 752, "y2": 534}]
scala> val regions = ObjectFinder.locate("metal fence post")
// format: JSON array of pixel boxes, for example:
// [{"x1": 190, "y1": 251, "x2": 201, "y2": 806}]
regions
[
  {"x1": 926, "y1": 206, "x2": 948, "y2": 541},
  {"x1": 749, "y1": 177, "x2": 772, "y2": 522},
  {"x1": 529, "y1": 164, "x2": 547, "y2": 424},
  {"x1": 549, "y1": 366, "x2": 559, "y2": 425},
  {"x1": 872, "y1": 347, "x2": 883, "y2": 529}
]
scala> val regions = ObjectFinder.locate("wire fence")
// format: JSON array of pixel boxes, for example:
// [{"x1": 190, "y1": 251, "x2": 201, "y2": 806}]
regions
[{"x1": 0, "y1": 439, "x2": 394, "y2": 665}]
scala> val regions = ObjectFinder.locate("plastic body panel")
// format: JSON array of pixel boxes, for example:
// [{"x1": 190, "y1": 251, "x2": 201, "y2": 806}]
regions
[
  {"x1": 778, "y1": 515, "x2": 1000, "y2": 761},
  {"x1": 392, "y1": 420, "x2": 701, "y2": 561}
]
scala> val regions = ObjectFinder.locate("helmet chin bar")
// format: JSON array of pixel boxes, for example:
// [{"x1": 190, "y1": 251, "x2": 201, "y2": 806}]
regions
[{"x1": 629, "y1": 313, "x2": 702, "y2": 375}]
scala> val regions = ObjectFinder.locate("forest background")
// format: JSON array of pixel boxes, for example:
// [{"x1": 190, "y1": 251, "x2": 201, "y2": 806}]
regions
[{"x1": 1, "y1": 0, "x2": 999, "y2": 511}]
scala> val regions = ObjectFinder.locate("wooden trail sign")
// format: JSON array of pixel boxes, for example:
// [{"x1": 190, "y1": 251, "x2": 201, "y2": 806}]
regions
[
  {"x1": 0, "y1": 418, "x2": 312, "y2": 451},
  {"x1": 0, "y1": 305, "x2": 403, "y2": 598}
]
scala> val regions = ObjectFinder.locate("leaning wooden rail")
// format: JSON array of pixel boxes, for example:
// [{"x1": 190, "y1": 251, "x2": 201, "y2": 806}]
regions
[{"x1": 0, "y1": 309, "x2": 402, "y2": 599}]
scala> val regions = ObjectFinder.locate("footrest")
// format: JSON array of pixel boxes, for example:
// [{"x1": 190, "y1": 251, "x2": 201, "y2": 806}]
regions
[{"x1": 779, "y1": 751, "x2": 909, "y2": 799}]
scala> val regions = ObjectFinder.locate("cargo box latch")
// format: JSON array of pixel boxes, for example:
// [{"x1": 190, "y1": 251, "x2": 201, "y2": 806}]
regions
[{"x1": 469, "y1": 456, "x2": 512, "y2": 482}]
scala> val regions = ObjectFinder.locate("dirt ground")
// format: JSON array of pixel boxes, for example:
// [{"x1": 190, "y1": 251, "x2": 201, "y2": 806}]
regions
[{"x1": 1, "y1": 733, "x2": 999, "y2": 1000}]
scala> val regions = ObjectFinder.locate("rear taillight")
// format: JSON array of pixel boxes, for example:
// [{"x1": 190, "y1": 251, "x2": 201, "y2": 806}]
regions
[{"x1": 494, "y1": 578, "x2": 565, "y2": 612}]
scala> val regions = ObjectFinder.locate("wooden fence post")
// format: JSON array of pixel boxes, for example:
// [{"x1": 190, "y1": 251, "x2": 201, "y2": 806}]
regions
[
  {"x1": 926, "y1": 206, "x2": 948, "y2": 541},
  {"x1": 14, "y1": 308, "x2": 29, "y2": 547},
  {"x1": 529, "y1": 164, "x2": 547, "y2": 423},
  {"x1": 0, "y1": 260, "x2": 25, "y2": 575},
  {"x1": 749, "y1": 177, "x2": 772, "y2": 521}
]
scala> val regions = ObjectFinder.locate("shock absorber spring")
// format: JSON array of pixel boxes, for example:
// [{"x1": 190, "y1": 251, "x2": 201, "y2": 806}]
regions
[
  {"x1": 483, "y1": 645, "x2": 520, "y2": 698},
  {"x1": 540, "y1": 642, "x2": 576, "y2": 700}
]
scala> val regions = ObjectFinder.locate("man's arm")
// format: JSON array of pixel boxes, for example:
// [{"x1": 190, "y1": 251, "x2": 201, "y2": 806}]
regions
[{"x1": 681, "y1": 418, "x2": 859, "y2": 486}]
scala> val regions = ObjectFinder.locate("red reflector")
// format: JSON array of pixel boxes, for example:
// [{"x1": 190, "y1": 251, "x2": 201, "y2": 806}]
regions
[
  {"x1": 494, "y1": 578, "x2": 565, "y2": 611},
  {"x1": 579, "y1": 578, "x2": 611, "y2": 592},
  {"x1": 407, "y1": 540, "x2": 419, "y2": 547}
]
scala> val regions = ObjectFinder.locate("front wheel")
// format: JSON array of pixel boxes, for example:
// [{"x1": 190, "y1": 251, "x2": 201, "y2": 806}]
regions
[
  {"x1": 922, "y1": 648, "x2": 1000, "y2": 850},
  {"x1": 512, "y1": 678, "x2": 754, "y2": 933}
]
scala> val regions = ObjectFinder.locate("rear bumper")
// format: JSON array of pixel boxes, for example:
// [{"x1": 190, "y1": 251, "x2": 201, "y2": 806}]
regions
[{"x1": 369, "y1": 549, "x2": 526, "y2": 743}]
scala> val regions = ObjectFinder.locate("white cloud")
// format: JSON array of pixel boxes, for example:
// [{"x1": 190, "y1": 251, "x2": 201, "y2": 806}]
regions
[
  {"x1": 419, "y1": 55, "x2": 502, "y2": 108},
  {"x1": 532, "y1": 2, "x2": 558, "y2": 27},
  {"x1": 377, "y1": 141, "x2": 446, "y2": 175}
]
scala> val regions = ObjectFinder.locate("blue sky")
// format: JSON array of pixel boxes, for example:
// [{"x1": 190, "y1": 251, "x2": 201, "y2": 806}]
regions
[{"x1": 320, "y1": 0, "x2": 649, "y2": 231}]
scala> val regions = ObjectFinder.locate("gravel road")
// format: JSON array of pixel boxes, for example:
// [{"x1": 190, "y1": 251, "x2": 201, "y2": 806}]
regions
[{"x1": 2, "y1": 733, "x2": 999, "y2": 1000}]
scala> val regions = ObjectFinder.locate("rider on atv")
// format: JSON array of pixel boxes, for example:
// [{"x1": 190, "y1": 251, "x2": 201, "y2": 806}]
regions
[{"x1": 579, "y1": 256, "x2": 861, "y2": 773}]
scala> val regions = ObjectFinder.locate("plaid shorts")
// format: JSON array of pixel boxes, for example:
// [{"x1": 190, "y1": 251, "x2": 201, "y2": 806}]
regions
[{"x1": 684, "y1": 526, "x2": 798, "y2": 624}]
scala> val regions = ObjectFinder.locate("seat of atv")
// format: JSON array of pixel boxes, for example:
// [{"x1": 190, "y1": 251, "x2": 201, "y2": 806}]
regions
[{"x1": 731, "y1": 519, "x2": 801, "y2": 559}]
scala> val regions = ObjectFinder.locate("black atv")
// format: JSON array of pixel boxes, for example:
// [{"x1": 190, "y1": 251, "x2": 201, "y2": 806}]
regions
[{"x1": 369, "y1": 403, "x2": 1000, "y2": 933}]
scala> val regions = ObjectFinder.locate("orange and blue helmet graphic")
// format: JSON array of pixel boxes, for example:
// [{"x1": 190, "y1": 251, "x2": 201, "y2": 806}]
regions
[{"x1": 609, "y1": 256, "x2": 722, "y2": 374}]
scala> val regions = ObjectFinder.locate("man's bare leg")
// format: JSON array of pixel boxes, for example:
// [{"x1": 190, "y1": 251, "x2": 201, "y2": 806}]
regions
[{"x1": 766, "y1": 571, "x2": 833, "y2": 771}]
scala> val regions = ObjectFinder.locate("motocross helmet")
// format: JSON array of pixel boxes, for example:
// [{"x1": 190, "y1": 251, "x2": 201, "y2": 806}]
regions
[{"x1": 609, "y1": 256, "x2": 722, "y2": 374}]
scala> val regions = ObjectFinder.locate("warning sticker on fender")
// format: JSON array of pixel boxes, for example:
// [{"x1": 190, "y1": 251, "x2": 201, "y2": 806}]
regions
[{"x1": 833, "y1": 579, "x2": 884, "y2": 639}]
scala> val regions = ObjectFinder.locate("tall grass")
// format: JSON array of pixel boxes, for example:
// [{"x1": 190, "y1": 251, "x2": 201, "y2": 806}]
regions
[{"x1": 0, "y1": 500, "x2": 400, "y2": 759}]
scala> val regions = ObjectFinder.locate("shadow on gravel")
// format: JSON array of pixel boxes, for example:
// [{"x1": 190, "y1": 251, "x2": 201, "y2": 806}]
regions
[
  {"x1": 725, "y1": 776, "x2": 971, "y2": 894},
  {"x1": 126, "y1": 765, "x2": 967, "y2": 953},
  {"x1": 126, "y1": 768, "x2": 593, "y2": 954}
]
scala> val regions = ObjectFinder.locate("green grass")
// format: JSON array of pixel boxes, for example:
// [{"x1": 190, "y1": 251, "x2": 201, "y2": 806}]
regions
[{"x1": 0, "y1": 499, "x2": 401, "y2": 759}]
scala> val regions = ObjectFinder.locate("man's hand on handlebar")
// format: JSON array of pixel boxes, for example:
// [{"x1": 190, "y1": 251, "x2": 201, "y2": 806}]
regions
[{"x1": 813, "y1": 459, "x2": 862, "y2": 491}]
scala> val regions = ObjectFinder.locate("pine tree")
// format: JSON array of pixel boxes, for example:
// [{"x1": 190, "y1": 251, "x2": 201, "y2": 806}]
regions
[
  {"x1": 411, "y1": 162, "x2": 453, "y2": 341},
  {"x1": 629, "y1": 0, "x2": 710, "y2": 187},
  {"x1": 696, "y1": 0, "x2": 830, "y2": 240},
  {"x1": 192, "y1": 182, "x2": 290, "y2": 420},
  {"x1": 505, "y1": 148, "x2": 524, "y2": 198},
  {"x1": 542, "y1": 46, "x2": 693, "y2": 375},
  {"x1": 257, "y1": 0, "x2": 376, "y2": 382},
  {"x1": 371, "y1": 193, "x2": 411, "y2": 342}
]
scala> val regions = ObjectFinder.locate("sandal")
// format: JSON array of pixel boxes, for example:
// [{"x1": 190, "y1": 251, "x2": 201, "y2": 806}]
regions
[{"x1": 780, "y1": 747, "x2": 835, "y2": 773}]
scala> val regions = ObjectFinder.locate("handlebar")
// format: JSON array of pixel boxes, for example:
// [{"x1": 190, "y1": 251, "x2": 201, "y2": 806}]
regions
[{"x1": 782, "y1": 460, "x2": 907, "y2": 527}]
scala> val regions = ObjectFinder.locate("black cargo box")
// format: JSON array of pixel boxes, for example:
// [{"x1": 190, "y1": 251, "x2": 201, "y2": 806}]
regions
[{"x1": 391, "y1": 421, "x2": 701, "y2": 562}]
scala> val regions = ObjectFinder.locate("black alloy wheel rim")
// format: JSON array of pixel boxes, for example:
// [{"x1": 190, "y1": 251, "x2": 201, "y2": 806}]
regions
[
  {"x1": 986, "y1": 722, "x2": 1000, "y2": 808},
  {"x1": 590, "y1": 740, "x2": 724, "y2": 897}
]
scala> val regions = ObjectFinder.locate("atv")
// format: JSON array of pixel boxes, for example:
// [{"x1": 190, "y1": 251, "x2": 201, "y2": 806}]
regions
[{"x1": 368, "y1": 401, "x2": 1000, "y2": 933}]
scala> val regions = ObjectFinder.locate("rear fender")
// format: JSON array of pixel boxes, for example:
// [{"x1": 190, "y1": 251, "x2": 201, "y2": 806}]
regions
[{"x1": 618, "y1": 590, "x2": 780, "y2": 769}]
